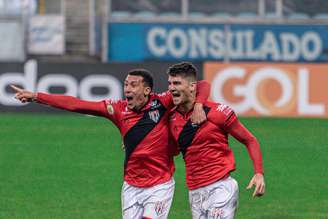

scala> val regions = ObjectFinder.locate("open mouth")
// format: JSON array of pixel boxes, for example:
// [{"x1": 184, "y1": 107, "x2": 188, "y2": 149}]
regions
[
  {"x1": 172, "y1": 92, "x2": 180, "y2": 98},
  {"x1": 126, "y1": 96, "x2": 134, "y2": 103}
]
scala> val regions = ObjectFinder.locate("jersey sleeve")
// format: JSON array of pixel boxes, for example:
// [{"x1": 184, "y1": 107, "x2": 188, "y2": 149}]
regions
[
  {"x1": 156, "y1": 91, "x2": 174, "y2": 109},
  {"x1": 211, "y1": 104, "x2": 238, "y2": 130},
  {"x1": 36, "y1": 92, "x2": 125, "y2": 126},
  {"x1": 195, "y1": 80, "x2": 211, "y2": 104},
  {"x1": 211, "y1": 104, "x2": 263, "y2": 174},
  {"x1": 36, "y1": 92, "x2": 124, "y2": 128},
  {"x1": 36, "y1": 92, "x2": 109, "y2": 117},
  {"x1": 227, "y1": 118, "x2": 264, "y2": 174},
  {"x1": 103, "y1": 99, "x2": 124, "y2": 126}
]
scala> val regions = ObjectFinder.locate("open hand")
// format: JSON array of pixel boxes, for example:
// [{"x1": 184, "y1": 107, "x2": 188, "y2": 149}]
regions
[
  {"x1": 246, "y1": 173, "x2": 265, "y2": 197},
  {"x1": 190, "y1": 103, "x2": 207, "y2": 125}
]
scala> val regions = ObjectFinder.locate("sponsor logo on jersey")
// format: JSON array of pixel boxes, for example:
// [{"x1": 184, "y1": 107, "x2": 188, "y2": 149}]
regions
[
  {"x1": 216, "y1": 104, "x2": 227, "y2": 112},
  {"x1": 149, "y1": 109, "x2": 160, "y2": 123},
  {"x1": 107, "y1": 104, "x2": 114, "y2": 115},
  {"x1": 216, "y1": 104, "x2": 232, "y2": 116}
]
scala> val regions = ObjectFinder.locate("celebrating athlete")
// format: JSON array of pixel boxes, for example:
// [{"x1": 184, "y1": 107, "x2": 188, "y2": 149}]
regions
[
  {"x1": 167, "y1": 62, "x2": 265, "y2": 219},
  {"x1": 11, "y1": 68, "x2": 210, "y2": 219}
]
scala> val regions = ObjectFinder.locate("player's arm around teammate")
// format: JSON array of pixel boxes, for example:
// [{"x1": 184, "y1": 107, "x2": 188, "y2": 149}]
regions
[
  {"x1": 167, "y1": 62, "x2": 265, "y2": 219},
  {"x1": 10, "y1": 69, "x2": 210, "y2": 219},
  {"x1": 10, "y1": 80, "x2": 210, "y2": 124}
]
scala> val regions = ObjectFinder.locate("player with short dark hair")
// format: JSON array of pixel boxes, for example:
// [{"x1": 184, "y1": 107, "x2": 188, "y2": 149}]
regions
[
  {"x1": 127, "y1": 69, "x2": 154, "y2": 89},
  {"x1": 167, "y1": 62, "x2": 265, "y2": 219},
  {"x1": 166, "y1": 62, "x2": 197, "y2": 80},
  {"x1": 11, "y1": 68, "x2": 210, "y2": 219}
]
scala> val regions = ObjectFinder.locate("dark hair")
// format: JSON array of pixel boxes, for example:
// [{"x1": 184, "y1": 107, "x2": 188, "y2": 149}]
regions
[
  {"x1": 128, "y1": 69, "x2": 154, "y2": 90},
  {"x1": 167, "y1": 62, "x2": 197, "y2": 81}
]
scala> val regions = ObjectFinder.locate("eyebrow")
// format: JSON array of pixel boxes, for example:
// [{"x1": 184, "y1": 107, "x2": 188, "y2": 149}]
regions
[{"x1": 125, "y1": 80, "x2": 141, "y2": 84}]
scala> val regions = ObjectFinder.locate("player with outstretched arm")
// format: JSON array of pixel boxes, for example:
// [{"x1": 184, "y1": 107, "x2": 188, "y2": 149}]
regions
[{"x1": 11, "y1": 68, "x2": 210, "y2": 219}]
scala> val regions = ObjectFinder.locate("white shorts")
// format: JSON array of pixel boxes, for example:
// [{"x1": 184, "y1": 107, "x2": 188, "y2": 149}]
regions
[
  {"x1": 189, "y1": 176, "x2": 239, "y2": 219},
  {"x1": 121, "y1": 178, "x2": 175, "y2": 219}
]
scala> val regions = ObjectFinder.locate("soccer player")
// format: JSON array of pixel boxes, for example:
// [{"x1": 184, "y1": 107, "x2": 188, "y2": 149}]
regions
[
  {"x1": 11, "y1": 68, "x2": 210, "y2": 219},
  {"x1": 167, "y1": 62, "x2": 265, "y2": 219}
]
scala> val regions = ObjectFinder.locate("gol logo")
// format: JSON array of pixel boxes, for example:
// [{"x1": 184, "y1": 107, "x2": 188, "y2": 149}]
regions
[{"x1": 206, "y1": 64, "x2": 325, "y2": 116}]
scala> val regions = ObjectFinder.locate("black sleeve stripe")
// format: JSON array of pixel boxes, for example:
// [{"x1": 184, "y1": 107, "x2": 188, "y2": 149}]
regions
[
  {"x1": 226, "y1": 111, "x2": 234, "y2": 122},
  {"x1": 123, "y1": 99, "x2": 166, "y2": 169},
  {"x1": 178, "y1": 106, "x2": 211, "y2": 158}
]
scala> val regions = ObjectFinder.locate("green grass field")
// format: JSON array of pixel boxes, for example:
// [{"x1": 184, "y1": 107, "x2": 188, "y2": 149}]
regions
[{"x1": 1, "y1": 113, "x2": 327, "y2": 219}]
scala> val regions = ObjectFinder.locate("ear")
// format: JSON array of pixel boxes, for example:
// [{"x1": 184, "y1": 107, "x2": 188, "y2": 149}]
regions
[
  {"x1": 144, "y1": 87, "x2": 151, "y2": 96},
  {"x1": 190, "y1": 81, "x2": 196, "y2": 93}
]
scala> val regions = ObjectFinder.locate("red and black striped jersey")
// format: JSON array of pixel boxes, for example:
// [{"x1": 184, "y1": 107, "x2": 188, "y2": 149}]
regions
[
  {"x1": 105, "y1": 92, "x2": 176, "y2": 187},
  {"x1": 169, "y1": 101, "x2": 263, "y2": 190},
  {"x1": 37, "y1": 91, "x2": 175, "y2": 188},
  {"x1": 36, "y1": 81, "x2": 210, "y2": 188}
]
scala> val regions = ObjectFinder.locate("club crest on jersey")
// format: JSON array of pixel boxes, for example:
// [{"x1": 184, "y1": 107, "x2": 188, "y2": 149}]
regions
[
  {"x1": 107, "y1": 104, "x2": 114, "y2": 115},
  {"x1": 150, "y1": 99, "x2": 161, "y2": 109},
  {"x1": 149, "y1": 110, "x2": 160, "y2": 123}
]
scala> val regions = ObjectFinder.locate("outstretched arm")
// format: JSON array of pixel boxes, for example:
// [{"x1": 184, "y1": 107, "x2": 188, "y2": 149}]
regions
[
  {"x1": 228, "y1": 120, "x2": 265, "y2": 198},
  {"x1": 11, "y1": 85, "x2": 109, "y2": 117}
]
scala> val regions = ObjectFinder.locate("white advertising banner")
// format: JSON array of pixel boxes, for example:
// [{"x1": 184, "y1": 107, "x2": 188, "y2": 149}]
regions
[
  {"x1": 28, "y1": 15, "x2": 65, "y2": 54},
  {"x1": 0, "y1": 21, "x2": 25, "y2": 61}
]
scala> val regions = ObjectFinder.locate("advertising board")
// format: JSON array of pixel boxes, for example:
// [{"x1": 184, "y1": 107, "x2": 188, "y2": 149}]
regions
[{"x1": 204, "y1": 62, "x2": 328, "y2": 117}]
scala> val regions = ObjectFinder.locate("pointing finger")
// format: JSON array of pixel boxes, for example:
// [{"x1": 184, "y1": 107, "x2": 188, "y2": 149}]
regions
[{"x1": 10, "y1": 85, "x2": 23, "y2": 93}]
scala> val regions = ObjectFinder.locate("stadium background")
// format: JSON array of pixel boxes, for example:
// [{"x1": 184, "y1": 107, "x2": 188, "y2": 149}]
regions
[{"x1": 1, "y1": 0, "x2": 327, "y2": 218}]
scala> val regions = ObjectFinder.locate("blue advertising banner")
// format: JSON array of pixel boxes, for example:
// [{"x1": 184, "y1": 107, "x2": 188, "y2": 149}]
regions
[{"x1": 108, "y1": 23, "x2": 328, "y2": 62}]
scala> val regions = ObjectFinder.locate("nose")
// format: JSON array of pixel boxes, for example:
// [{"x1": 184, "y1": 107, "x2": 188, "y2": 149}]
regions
[
  {"x1": 124, "y1": 89, "x2": 132, "y2": 97},
  {"x1": 168, "y1": 83, "x2": 175, "y2": 92}
]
